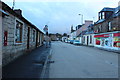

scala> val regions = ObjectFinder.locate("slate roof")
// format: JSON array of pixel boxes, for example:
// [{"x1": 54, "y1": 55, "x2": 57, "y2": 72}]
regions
[
  {"x1": 1, "y1": 1, "x2": 44, "y2": 34},
  {"x1": 113, "y1": 6, "x2": 120, "y2": 17},
  {"x1": 95, "y1": 6, "x2": 120, "y2": 25},
  {"x1": 100, "y1": 7, "x2": 115, "y2": 12}
]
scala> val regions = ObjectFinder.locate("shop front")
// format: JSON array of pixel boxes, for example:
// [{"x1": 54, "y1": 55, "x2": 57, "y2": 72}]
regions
[{"x1": 94, "y1": 31, "x2": 120, "y2": 51}]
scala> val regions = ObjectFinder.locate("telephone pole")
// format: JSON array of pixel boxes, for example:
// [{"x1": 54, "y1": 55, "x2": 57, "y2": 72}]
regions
[{"x1": 12, "y1": 0, "x2": 15, "y2": 9}]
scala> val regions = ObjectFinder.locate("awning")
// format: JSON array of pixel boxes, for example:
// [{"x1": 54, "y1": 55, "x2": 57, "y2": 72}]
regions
[
  {"x1": 114, "y1": 33, "x2": 120, "y2": 37},
  {"x1": 0, "y1": 9, "x2": 9, "y2": 16}
]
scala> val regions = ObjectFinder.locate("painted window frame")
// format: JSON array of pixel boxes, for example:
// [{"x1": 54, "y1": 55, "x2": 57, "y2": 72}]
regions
[
  {"x1": 14, "y1": 18, "x2": 24, "y2": 45},
  {"x1": 108, "y1": 21, "x2": 112, "y2": 31}
]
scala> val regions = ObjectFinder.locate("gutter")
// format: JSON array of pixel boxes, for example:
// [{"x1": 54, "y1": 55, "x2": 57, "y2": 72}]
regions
[{"x1": 0, "y1": 9, "x2": 9, "y2": 16}]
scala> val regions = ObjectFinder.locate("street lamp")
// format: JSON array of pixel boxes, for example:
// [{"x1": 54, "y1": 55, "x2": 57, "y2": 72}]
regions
[{"x1": 78, "y1": 14, "x2": 83, "y2": 25}]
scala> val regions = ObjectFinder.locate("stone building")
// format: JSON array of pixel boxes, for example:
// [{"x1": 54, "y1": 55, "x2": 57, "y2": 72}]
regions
[
  {"x1": 93, "y1": 6, "x2": 120, "y2": 51},
  {"x1": 1, "y1": 1, "x2": 44, "y2": 66},
  {"x1": 94, "y1": 7, "x2": 120, "y2": 33}
]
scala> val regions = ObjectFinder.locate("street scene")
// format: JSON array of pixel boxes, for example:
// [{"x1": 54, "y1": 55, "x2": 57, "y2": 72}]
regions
[{"x1": 0, "y1": 0, "x2": 120, "y2": 79}]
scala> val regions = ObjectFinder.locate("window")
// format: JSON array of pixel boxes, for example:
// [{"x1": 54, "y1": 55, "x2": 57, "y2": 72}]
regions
[
  {"x1": 83, "y1": 36, "x2": 85, "y2": 43},
  {"x1": 99, "y1": 12, "x2": 105, "y2": 20},
  {"x1": 108, "y1": 22, "x2": 112, "y2": 31},
  {"x1": 90, "y1": 35, "x2": 92, "y2": 44},
  {"x1": 98, "y1": 25, "x2": 102, "y2": 32},
  {"x1": 99, "y1": 13, "x2": 101, "y2": 20},
  {"x1": 102, "y1": 12, "x2": 105, "y2": 19},
  {"x1": 15, "y1": 20, "x2": 23, "y2": 43},
  {"x1": 33, "y1": 30, "x2": 36, "y2": 42}
]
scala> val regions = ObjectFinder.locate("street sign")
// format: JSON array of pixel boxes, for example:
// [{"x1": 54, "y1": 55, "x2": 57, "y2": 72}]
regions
[{"x1": 43, "y1": 25, "x2": 48, "y2": 32}]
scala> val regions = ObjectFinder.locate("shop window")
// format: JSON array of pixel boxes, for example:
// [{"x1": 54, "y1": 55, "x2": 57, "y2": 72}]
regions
[
  {"x1": 15, "y1": 20, "x2": 23, "y2": 43},
  {"x1": 90, "y1": 35, "x2": 92, "y2": 44}
]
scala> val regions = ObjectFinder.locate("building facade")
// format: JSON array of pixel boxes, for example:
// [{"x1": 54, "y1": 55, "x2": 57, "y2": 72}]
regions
[
  {"x1": 1, "y1": 1, "x2": 44, "y2": 66},
  {"x1": 82, "y1": 24, "x2": 95, "y2": 46},
  {"x1": 76, "y1": 20, "x2": 93, "y2": 44},
  {"x1": 93, "y1": 6, "x2": 120, "y2": 52}
]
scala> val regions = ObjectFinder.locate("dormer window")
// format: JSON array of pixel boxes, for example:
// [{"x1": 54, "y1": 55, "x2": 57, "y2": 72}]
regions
[
  {"x1": 102, "y1": 12, "x2": 105, "y2": 19},
  {"x1": 99, "y1": 12, "x2": 105, "y2": 20}
]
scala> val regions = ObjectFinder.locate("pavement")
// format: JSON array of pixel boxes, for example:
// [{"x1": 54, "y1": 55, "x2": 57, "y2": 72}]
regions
[
  {"x1": 49, "y1": 41, "x2": 118, "y2": 78},
  {"x1": 2, "y1": 44, "x2": 51, "y2": 79}
]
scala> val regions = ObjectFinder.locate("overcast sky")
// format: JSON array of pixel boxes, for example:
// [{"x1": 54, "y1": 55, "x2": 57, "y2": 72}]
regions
[{"x1": 3, "y1": 0, "x2": 119, "y2": 34}]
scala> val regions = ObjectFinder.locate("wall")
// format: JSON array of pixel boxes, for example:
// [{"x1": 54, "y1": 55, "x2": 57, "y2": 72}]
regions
[
  {"x1": 94, "y1": 16, "x2": 120, "y2": 33},
  {"x1": 29, "y1": 27, "x2": 36, "y2": 49},
  {"x1": 2, "y1": 11, "x2": 43, "y2": 66},
  {"x1": 2, "y1": 14, "x2": 29, "y2": 66},
  {"x1": 70, "y1": 31, "x2": 76, "y2": 40},
  {"x1": 83, "y1": 34, "x2": 95, "y2": 46},
  {"x1": 0, "y1": 6, "x2": 2, "y2": 80}
]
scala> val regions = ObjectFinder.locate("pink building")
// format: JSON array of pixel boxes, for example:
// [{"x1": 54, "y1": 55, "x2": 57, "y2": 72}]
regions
[{"x1": 76, "y1": 20, "x2": 93, "y2": 37}]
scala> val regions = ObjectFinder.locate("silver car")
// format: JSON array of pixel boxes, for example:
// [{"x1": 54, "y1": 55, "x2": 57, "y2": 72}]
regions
[{"x1": 73, "y1": 40, "x2": 81, "y2": 45}]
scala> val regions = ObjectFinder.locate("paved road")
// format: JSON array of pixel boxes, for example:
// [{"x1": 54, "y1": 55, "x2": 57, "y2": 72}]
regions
[{"x1": 49, "y1": 41, "x2": 118, "y2": 78}]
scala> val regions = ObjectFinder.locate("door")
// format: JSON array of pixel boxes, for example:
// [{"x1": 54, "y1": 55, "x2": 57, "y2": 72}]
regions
[
  {"x1": 87, "y1": 36, "x2": 89, "y2": 45},
  {"x1": 27, "y1": 27, "x2": 30, "y2": 49}
]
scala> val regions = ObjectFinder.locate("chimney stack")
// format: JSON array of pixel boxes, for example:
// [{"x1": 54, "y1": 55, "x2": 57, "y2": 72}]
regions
[{"x1": 14, "y1": 9, "x2": 22, "y2": 16}]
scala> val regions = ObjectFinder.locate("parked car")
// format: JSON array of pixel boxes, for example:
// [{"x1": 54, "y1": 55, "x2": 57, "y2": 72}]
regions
[
  {"x1": 73, "y1": 40, "x2": 81, "y2": 45},
  {"x1": 67, "y1": 40, "x2": 70, "y2": 43},
  {"x1": 65, "y1": 40, "x2": 68, "y2": 43},
  {"x1": 70, "y1": 40, "x2": 74, "y2": 44}
]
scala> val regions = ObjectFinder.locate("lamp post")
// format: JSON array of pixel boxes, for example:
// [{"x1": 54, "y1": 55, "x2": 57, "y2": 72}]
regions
[
  {"x1": 93, "y1": 17, "x2": 95, "y2": 23},
  {"x1": 78, "y1": 14, "x2": 83, "y2": 25}
]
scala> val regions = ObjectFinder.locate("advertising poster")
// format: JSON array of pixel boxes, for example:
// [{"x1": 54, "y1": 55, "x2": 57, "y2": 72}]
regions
[
  {"x1": 95, "y1": 32, "x2": 120, "y2": 49},
  {"x1": 113, "y1": 33, "x2": 120, "y2": 48},
  {"x1": 94, "y1": 34, "x2": 110, "y2": 47}
]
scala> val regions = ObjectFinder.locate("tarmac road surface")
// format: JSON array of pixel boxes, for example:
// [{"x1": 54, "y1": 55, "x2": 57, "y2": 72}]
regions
[{"x1": 49, "y1": 41, "x2": 118, "y2": 78}]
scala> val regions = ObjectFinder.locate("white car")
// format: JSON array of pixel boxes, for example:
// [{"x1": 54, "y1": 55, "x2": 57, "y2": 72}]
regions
[{"x1": 73, "y1": 40, "x2": 81, "y2": 45}]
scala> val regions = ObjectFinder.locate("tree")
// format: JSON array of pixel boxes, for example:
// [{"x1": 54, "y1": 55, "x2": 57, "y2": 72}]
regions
[{"x1": 63, "y1": 33, "x2": 67, "y2": 36}]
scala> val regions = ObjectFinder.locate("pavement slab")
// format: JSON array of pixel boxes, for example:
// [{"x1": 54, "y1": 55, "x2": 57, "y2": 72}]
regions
[{"x1": 2, "y1": 45, "x2": 50, "y2": 79}]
